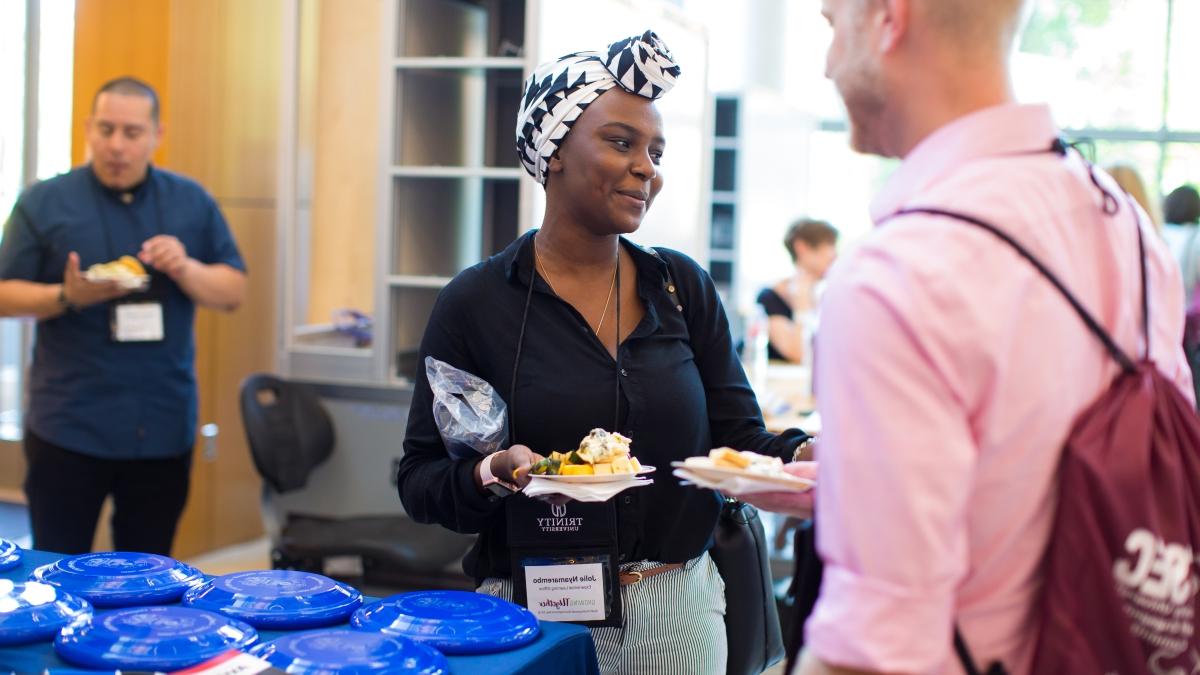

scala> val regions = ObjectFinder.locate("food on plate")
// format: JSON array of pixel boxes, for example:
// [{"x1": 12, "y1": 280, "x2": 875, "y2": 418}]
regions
[
  {"x1": 530, "y1": 428, "x2": 643, "y2": 476},
  {"x1": 708, "y1": 447, "x2": 786, "y2": 475},
  {"x1": 87, "y1": 255, "x2": 146, "y2": 280}
]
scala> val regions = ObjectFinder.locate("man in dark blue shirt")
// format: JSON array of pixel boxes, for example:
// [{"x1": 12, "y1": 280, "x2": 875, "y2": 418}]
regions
[{"x1": 0, "y1": 77, "x2": 246, "y2": 555}]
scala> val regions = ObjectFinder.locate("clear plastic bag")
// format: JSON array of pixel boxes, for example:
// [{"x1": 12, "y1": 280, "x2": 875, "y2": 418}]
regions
[{"x1": 426, "y1": 356, "x2": 508, "y2": 459}]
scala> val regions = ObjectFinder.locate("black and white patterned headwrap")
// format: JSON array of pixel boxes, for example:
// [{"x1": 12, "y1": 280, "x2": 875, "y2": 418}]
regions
[{"x1": 515, "y1": 30, "x2": 682, "y2": 185}]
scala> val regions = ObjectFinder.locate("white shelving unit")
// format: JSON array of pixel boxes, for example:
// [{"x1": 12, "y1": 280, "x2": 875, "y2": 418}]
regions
[
  {"x1": 382, "y1": 0, "x2": 531, "y2": 383},
  {"x1": 276, "y1": 0, "x2": 711, "y2": 389},
  {"x1": 709, "y1": 94, "x2": 740, "y2": 303},
  {"x1": 278, "y1": 0, "x2": 534, "y2": 387}
]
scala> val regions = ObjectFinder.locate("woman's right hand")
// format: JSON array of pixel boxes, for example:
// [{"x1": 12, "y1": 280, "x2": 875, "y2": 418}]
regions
[{"x1": 489, "y1": 444, "x2": 545, "y2": 489}]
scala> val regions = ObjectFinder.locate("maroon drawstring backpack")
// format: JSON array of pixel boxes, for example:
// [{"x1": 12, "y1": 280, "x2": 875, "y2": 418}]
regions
[{"x1": 895, "y1": 161, "x2": 1200, "y2": 674}]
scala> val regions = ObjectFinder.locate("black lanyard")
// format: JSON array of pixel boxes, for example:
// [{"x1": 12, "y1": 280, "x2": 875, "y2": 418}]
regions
[{"x1": 508, "y1": 233, "x2": 623, "y2": 447}]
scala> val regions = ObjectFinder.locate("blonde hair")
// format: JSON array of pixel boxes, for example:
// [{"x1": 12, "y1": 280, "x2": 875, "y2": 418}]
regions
[{"x1": 1105, "y1": 163, "x2": 1163, "y2": 230}]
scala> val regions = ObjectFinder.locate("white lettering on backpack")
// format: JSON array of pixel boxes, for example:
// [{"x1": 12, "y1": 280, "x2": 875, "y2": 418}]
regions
[
  {"x1": 1111, "y1": 527, "x2": 1199, "y2": 668},
  {"x1": 1113, "y1": 528, "x2": 1196, "y2": 606}
]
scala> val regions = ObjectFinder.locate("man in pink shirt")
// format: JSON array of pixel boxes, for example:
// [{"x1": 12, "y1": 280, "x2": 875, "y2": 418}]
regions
[{"x1": 746, "y1": 1, "x2": 1195, "y2": 674}]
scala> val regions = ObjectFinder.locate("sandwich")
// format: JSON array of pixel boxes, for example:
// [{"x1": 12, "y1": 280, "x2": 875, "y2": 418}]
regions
[{"x1": 87, "y1": 255, "x2": 146, "y2": 280}]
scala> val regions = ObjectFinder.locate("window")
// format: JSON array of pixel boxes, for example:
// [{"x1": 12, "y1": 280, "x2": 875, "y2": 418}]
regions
[
  {"x1": 1012, "y1": 0, "x2": 1200, "y2": 216},
  {"x1": 779, "y1": 0, "x2": 1199, "y2": 251},
  {"x1": 0, "y1": 0, "x2": 74, "y2": 441}
]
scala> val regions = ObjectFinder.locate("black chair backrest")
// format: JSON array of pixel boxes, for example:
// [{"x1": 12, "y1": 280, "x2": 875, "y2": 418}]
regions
[{"x1": 239, "y1": 373, "x2": 334, "y2": 494}]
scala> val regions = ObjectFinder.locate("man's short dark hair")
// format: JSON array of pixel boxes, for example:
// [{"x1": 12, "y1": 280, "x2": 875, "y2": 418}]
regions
[
  {"x1": 1164, "y1": 185, "x2": 1200, "y2": 225},
  {"x1": 784, "y1": 218, "x2": 839, "y2": 262},
  {"x1": 92, "y1": 77, "x2": 160, "y2": 124}
]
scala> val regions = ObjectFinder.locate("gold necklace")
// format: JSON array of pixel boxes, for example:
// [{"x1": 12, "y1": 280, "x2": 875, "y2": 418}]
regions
[{"x1": 534, "y1": 246, "x2": 619, "y2": 336}]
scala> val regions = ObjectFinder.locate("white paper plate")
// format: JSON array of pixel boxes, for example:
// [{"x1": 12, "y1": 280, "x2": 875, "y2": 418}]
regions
[
  {"x1": 530, "y1": 466, "x2": 655, "y2": 484},
  {"x1": 84, "y1": 271, "x2": 149, "y2": 290},
  {"x1": 671, "y1": 458, "x2": 813, "y2": 490}
]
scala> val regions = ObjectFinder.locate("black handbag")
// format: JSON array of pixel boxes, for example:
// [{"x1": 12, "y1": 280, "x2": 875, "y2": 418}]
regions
[
  {"x1": 709, "y1": 498, "x2": 785, "y2": 675},
  {"x1": 783, "y1": 519, "x2": 823, "y2": 672}
]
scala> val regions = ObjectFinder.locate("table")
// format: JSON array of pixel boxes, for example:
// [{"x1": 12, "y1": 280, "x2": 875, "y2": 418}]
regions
[{"x1": 1, "y1": 549, "x2": 600, "y2": 675}]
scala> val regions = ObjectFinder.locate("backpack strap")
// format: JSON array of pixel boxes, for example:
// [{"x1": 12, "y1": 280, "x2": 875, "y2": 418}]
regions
[
  {"x1": 954, "y1": 626, "x2": 1008, "y2": 675},
  {"x1": 889, "y1": 203, "x2": 1144, "y2": 374}
]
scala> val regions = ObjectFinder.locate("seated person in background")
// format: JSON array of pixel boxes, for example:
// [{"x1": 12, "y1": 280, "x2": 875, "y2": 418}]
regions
[
  {"x1": 1104, "y1": 163, "x2": 1161, "y2": 229},
  {"x1": 756, "y1": 218, "x2": 839, "y2": 362},
  {"x1": 1161, "y1": 184, "x2": 1200, "y2": 303}
]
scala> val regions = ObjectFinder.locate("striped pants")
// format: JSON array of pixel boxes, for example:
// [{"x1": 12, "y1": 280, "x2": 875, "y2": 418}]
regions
[{"x1": 479, "y1": 552, "x2": 728, "y2": 675}]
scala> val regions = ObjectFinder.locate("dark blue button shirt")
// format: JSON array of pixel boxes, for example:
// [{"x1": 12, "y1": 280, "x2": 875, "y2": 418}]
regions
[
  {"x1": 0, "y1": 165, "x2": 246, "y2": 459},
  {"x1": 397, "y1": 231, "x2": 808, "y2": 581}
]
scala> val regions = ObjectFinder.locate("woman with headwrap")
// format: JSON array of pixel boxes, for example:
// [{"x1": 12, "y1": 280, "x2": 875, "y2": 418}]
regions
[{"x1": 396, "y1": 31, "x2": 809, "y2": 674}]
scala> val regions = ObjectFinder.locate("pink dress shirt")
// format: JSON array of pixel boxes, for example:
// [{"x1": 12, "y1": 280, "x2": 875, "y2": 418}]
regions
[{"x1": 804, "y1": 104, "x2": 1194, "y2": 674}]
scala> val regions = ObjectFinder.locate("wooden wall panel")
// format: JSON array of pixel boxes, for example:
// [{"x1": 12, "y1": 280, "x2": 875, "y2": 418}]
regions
[
  {"x1": 71, "y1": 0, "x2": 280, "y2": 558},
  {"x1": 71, "y1": 0, "x2": 171, "y2": 167},
  {"x1": 305, "y1": 0, "x2": 380, "y2": 324},
  {"x1": 0, "y1": 443, "x2": 23, "y2": 493},
  {"x1": 167, "y1": 0, "x2": 281, "y2": 558},
  {"x1": 205, "y1": 205, "x2": 278, "y2": 548},
  {"x1": 166, "y1": 0, "x2": 280, "y2": 201}
]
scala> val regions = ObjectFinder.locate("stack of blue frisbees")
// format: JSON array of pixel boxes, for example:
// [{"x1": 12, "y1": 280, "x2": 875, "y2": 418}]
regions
[
  {"x1": 31, "y1": 551, "x2": 205, "y2": 606},
  {"x1": 183, "y1": 569, "x2": 363, "y2": 628},
  {"x1": 250, "y1": 628, "x2": 450, "y2": 674},
  {"x1": 351, "y1": 590, "x2": 541, "y2": 654},
  {"x1": 0, "y1": 538, "x2": 21, "y2": 571},
  {"x1": 0, "y1": 579, "x2": 92, "y2": 646},
  {"x1": 4, "y1": 549, "x2": 546, "y2": 671}
]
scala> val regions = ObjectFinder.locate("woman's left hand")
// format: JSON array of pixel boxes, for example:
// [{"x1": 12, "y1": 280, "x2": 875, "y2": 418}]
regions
[{"x1": 737, "y1": 461, "x2": 817, "y2": 518}]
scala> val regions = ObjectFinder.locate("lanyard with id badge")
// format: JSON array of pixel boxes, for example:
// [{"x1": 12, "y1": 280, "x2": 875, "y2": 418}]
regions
[
  {"x1": 91, "y1": 173, "x2": 168, "y2": 344},
  {"x1": 506, "y1": 497, "x2": 623, "y2": 627},
  {"x1": 110, "y1": 278, "x2": 165, "y2": 343},
  {"x1": 500, "y1": 236, "x2": 631, "y2": 627}
]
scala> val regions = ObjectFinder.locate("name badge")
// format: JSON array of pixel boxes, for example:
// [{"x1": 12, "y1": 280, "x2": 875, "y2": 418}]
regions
[
  {"x1": 523, "y1": 562, "x2": 607, "y2": 622},
  {"x1": 112, "y1": 302, "x2": 164, "y2": 342},
  {"x1": 507, "y1": 497, "x2": 623, "y2": 627}
]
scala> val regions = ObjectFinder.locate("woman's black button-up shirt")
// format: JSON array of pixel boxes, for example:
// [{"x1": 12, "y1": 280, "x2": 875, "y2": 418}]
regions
[{"x1": 397, "y1": 231, "x2": 808, "y2": 582}]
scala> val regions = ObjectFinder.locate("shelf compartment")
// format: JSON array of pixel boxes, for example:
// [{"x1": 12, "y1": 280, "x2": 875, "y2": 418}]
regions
[
  {"x1": 712, "y1": 148, "x2": 737, "y2": 192},
  {"x1": 391, "y1": 176, "x2": 520, "y2": 277},
  {"x1": 396, "y1": 0, "x2": 526, "y2": 58},
  {"x1": 393, "y1": 57, "x2": 524, "y2": 69},
  {"x1": 390, "y1": 286, "x2": 445, "y2": 381},
  {"x1": 710, "y1": 203, "x2": 736, "y2": 250},
  {"x1": 393, "y1": 68, "x2": 523, "y2": 168}
]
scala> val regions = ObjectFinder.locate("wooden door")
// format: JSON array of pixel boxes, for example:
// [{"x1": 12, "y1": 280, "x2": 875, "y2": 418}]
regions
[{"x1": 72, "y1": 0, "x2": 281, "y2": 557}]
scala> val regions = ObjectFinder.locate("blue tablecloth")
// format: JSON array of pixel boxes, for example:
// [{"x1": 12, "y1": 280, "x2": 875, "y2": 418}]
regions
[{"x1": 1, "y1": 549, "x2": 600, "y2": 675}]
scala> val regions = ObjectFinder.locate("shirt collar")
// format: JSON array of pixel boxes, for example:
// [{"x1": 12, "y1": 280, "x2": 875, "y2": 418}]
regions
[
  {"x1": 869, "y1": 104, "x2": 1060, "y2": 223},
  {"x1": 88, "y1": 163, "x2": 156, "y2": 204},
  {"x1": 502, "y1": 229, "x2": 671, "y2": 285}
]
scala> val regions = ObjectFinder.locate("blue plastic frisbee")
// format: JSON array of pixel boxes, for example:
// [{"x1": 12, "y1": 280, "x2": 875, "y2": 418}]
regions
[
  {"x1": 0, "y1": 580, "x2": 93, "y2": 646},
  {"x1": 351, "y1": 590, "x2": 540, "y2": 654},
  {"x1": 249, "y1": 628, "x2": 450, "y2": 674},
  {"x1": 182, "y1": 569, "x2": 363, "y2": 629},
  {"x1": 54, "y1": 605, "x2": 258, "y2": 671},
  {"x1": 0, "y1": 538, "x2": 21, "y2": 572},
  {"x1": 30, "y1": 551, "x2": 205, "y2": 607}
]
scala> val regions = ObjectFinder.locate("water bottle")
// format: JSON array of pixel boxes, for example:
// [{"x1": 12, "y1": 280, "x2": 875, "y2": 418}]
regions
[{"x1": 743, "y1": 306, "x2": 769, "y2": 391}]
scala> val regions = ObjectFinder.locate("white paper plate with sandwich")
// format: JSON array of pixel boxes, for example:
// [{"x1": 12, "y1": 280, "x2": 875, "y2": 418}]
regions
[{"x1": 673, "y1": 447, "x2": 814, "y2": 494}]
